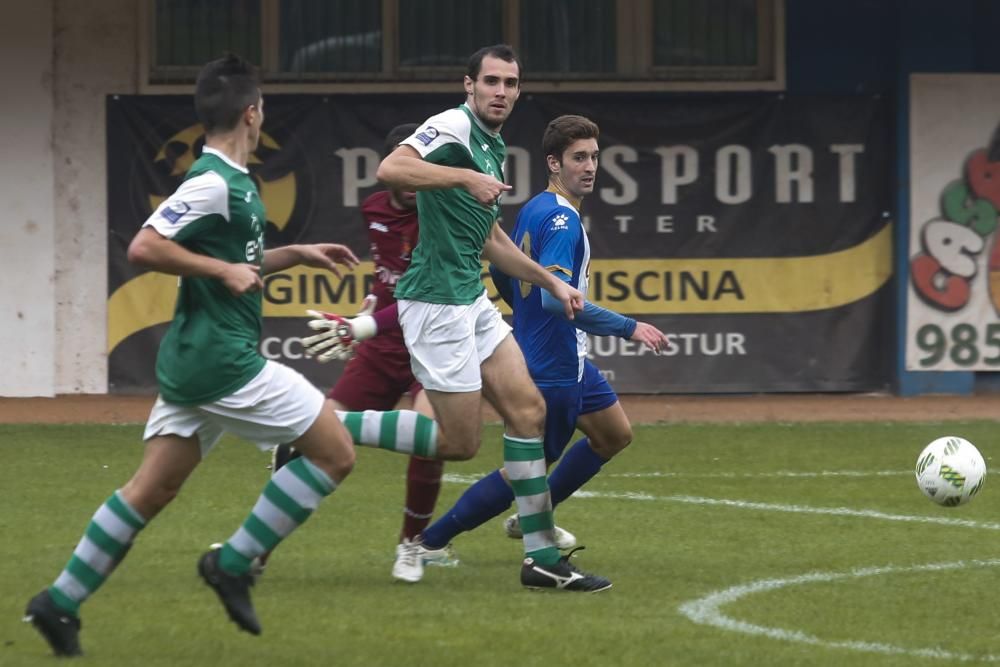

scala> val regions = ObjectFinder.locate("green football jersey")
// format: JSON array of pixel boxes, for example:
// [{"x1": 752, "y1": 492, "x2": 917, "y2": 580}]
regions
[
  {"x1": 394, "y1": 104, "x2": 506, "y2": 305},
  {"x1": 142, "y1": 147, "x2": 267, "y2": 405}
]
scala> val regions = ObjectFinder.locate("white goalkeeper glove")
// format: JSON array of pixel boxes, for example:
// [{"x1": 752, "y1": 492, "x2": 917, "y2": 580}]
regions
[{"x1": 302, "y1": 294, "x2": 378, "y2": 362}]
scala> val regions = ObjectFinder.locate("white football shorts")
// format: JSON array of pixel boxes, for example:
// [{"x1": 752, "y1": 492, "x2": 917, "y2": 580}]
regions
[
  {"x1": 143, "y1": 360, "x2": 325, "y2": 457},
  {"x1": 398, "y1": 290, "x2": 512, "y2": 392}
]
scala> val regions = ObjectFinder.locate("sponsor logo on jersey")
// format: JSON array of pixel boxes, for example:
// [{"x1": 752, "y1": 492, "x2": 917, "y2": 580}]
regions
[
  {"x1": 160, "y1": 200, "x2": 191, "y2": 224},
  {"x1": 550, "y1": 213, "x2": 569, "y2": 230},
  {"x1": 369, "y1": 221, "x2": 389, "y2": 232},
  {"x1": 375, "y1": 264, "x2": 405, "y2": 288},
  {"x1": 244, "y1": 190, "x2": 254, "y2": 203},
  {"x1": 415, "y1": 127, "x2": 439, "y2": 145},
  {"x1": 247, "y1": 213, "x2": 263, "y2": 261}
]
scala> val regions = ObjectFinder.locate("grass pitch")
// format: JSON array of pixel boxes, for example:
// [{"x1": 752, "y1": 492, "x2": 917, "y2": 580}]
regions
[{"x1": 2, "y1": 420, "x2": 999, "y2": 666}]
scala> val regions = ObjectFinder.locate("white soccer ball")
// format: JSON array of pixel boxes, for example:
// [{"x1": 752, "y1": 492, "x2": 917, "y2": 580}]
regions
[{"x1": 915, "y1": 436, "x2": 987, "y2": 507}]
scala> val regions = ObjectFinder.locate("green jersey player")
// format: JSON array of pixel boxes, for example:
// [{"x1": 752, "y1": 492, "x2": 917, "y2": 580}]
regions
[
  {"x1": 374, "y1": 45, "x2": 611, "y2": 591},
  {"x1": 23, "y1": 54, "x2": 440, "y2": 656}
]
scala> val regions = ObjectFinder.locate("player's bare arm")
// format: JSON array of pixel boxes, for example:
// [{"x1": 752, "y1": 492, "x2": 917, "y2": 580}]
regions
[
  {"x1": 483, "y1": 223, "x2": 583, "y2": 318},
  {"x1": 127, "y1": 226, "x2": 262, "y2": 296},
  {"x1": 263, "y1": 243, "x2": 359, "y2": 278},
  {"x1": 377, "y1": 145, "x2": 511, "y2": 208}
]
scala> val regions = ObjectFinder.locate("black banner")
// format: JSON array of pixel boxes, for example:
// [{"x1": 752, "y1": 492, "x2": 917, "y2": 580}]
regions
[{"x1": 107, "y1": 93, "x2": 892, "y2": 394}]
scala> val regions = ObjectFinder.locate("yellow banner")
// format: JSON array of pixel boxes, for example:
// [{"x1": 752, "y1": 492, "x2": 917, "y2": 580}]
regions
[
  {"x1": 107, "y1": 224, "x2": 891, "y2": 354},
  {"x1": 588, "y1": 222, "x2": 892, "y2": 314}
]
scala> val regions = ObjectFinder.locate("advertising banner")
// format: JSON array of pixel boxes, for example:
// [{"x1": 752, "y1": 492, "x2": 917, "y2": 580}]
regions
[
  {"x1": 108, "y1": 93, "x2": 891, "y2": 393},
  {"x1": 907, "y1": 74, "x2": 1000, "y2": 371}
]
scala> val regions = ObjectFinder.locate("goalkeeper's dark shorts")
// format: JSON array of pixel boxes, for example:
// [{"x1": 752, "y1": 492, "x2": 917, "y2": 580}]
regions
[{"x1": 327, "y1": 335, "x2": 422, "y2": 411}]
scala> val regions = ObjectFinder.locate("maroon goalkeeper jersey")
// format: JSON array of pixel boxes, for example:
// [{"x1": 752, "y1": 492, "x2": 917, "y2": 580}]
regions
[{"x1": 361, "y1": 190, "x2": 418, "y2": 347}]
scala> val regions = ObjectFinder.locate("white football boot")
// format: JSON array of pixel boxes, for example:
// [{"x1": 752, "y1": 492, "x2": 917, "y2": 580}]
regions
[
  {"x1": 392, "y1": 538, "x2": 459, "y2": 583},
  {"x1": 392, "y1": 538, "x2": 424, "y2": 583}
]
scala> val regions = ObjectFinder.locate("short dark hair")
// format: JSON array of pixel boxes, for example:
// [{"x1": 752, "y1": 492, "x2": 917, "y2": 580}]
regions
[
  {"x1": 542, "y1": 115, "x2": 600, "y2": 164},
  {"x1": 384, "y1": 123, "x2": 419, "y2": 157},
  {"x1": 466, "y1": 44, "x2": 522, "y2": 82},
  {"x1": 194, "y1": 53, "x2": 261, "y2": 135}
]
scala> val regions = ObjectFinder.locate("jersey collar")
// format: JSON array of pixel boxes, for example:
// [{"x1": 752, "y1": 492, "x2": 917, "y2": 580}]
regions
[
  {"x1": 461, "y1": 103, "x2": 501, "y2": 138},
  {"x1": 546, "y1": 182, "x2": 582, "y2": 212},
  {"x1": 202, "y1": 146, "x2": 250, "y2": 173}
]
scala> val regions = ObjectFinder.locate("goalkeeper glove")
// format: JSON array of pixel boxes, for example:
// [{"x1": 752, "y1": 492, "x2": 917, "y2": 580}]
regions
[{"x1": 302, "y1": 294, "x2": 378, "y2": 362}]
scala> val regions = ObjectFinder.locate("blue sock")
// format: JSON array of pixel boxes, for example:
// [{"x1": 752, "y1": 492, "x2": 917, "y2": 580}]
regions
[
  {"x1": 421, "y1": 470, "x2": 513, "y2": 549},
  {"x1": 548, "y1": 438, "x2": 608, "y2": 507}
]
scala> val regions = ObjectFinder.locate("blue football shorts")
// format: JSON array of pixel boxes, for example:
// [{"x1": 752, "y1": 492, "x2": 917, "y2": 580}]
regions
[{"x1": 539, "y1": 360, "x2": 618, "y2": 464}]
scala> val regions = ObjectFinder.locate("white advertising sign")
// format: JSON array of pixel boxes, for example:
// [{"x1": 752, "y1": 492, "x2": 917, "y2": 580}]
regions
[{"x1": 907, "y1": 74, "x2": 1000, "y2": 370}]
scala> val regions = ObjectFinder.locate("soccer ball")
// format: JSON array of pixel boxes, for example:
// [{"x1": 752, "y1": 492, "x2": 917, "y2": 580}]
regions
[{"x1": 915, "y1": 436, "x2": 987, "y2": 507}]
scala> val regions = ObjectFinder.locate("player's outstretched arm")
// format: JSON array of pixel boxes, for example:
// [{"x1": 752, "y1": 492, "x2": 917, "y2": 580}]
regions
[
  {"x1": 539, "y1": 289, "x2": 669, "y2": 354},
  {"x1": 262, "y1": 243, "x2": 359, "y2": 276},
  {"x1": 302, "y1": 297, "x2": 402, "y2": 362},
  {"x1": 627, "y1": 321, "x2": 671, "y2": 354},
  {"x1": 377, "y1": 146, "x2": 510, "y2": 208},
  {"x1": 127, "y1": 227, "x2": 262, "y2": 296},
  {"x1": 483, "y1": 224, "x2": 583, "y2": 318}
]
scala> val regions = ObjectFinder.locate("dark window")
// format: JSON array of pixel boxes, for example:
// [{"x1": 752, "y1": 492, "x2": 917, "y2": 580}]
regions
[
  {"x1": 398, "y1": 0, "x2": 503, "y2": 68},
  {"x1": 519, "y1": 0, "x2": 616, "y2": 75},
  {"x1": 155, "y1": 0, "x2": 261, "y2": 67},
  {"x1": 149, "y1": 0, "x2": 777, "y2": 87},
  {"x1": 653, "y1": 0, "x2": 757, "y2": 67},
  {"x1": 279, "y1": 0, "x2": 381, "y2": 73}
]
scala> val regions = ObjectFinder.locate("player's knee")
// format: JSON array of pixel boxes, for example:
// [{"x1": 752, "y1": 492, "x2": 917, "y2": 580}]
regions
[
  {"x1": 305, "y1": 448, "x2": 354, "y2": 483},
  {"x1": 591, "y1": 426, "x2": 633, "y2": 459},
  {"x1": 333, "y1": 448, "x2": 356, "y2": 480},
  {"x1": 438, "y1": 434, "x2": 480, "y2": 461},
  {"x1": 329, "y1": 445, "x2": 356, "y2": 481},
  {"x1": 619, "y1": 424, "x2": 634, "y2": 451},
  {"x1": 300, "y1": 432, "x2": 356, "y2": 481},
  {"x1": 507, "y1": 400, "x2": 546, "y2": 437}
]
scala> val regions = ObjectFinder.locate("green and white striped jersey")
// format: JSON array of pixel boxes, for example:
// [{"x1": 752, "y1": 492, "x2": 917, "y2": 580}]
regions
[
  {"x1": 394, "y1": 104, "x2": 507, "y2": 305},
  {"x1": 142, "y1": 147, "x2": 267, "y2": 405}
]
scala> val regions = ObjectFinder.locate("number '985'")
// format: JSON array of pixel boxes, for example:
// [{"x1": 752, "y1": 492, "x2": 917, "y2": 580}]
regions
[{"x1": 915, "y1": 323, "x2": 1000, "y2": 366}]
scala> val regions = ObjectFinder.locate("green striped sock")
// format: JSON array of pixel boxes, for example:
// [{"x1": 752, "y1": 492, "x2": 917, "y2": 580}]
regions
[
  {"x1": 219, "y1": 456, "x2": 336, "y2": 575},
  {"x1": 504, "y1": 434, "x2": 560, "y2": 566},
  {"x1": 336, "y1": 410, "x2": 438, "y2": 458},
  {"x1": 49, "y1": 490, "x2": 146, "y2": 615}
]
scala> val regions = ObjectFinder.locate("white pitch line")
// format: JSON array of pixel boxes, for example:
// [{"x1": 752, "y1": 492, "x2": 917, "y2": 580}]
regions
[
  {"x1": 443, "y1": 473, "x2": 1000, "y2": 530},
  {"x1": 441, "y1": 474, "x2": 1000, "y2": 531},
  {"x1": 609, "y1": 469, "x2": 1000, "y2": 479},
  {"x1": 608, "y1": 470, "x2": 911, "y2": 479},
  {"x1": 571, "y1": 491, "x2": 1000, "y2": 531},
  {"x1": 678, "y1": 559, "x2": 1000, "y2": 662},
  {"x1": 442, "y1": 473, "x2": 488, "y2": 485},
  {"x1": 449, "y1": 469, "x2": 1000, "y2": 481},
  {"x1": 442, "y1": 471, "x2": 913, "y2": 483},
  {"x1": 442, "y1": 471, "x2": 1000, "y2": 659}
]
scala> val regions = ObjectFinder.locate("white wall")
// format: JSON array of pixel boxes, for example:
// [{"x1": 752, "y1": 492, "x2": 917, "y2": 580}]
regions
[
  {"x1": 53, "y1": 0, "x2": 138, "y2": 393},
  {"x1": 0, "y1": 1, "x2": 137, "y2": 396},
  {"x1": 0, "y1": 2, "x2": 57, "y2": 396}
]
